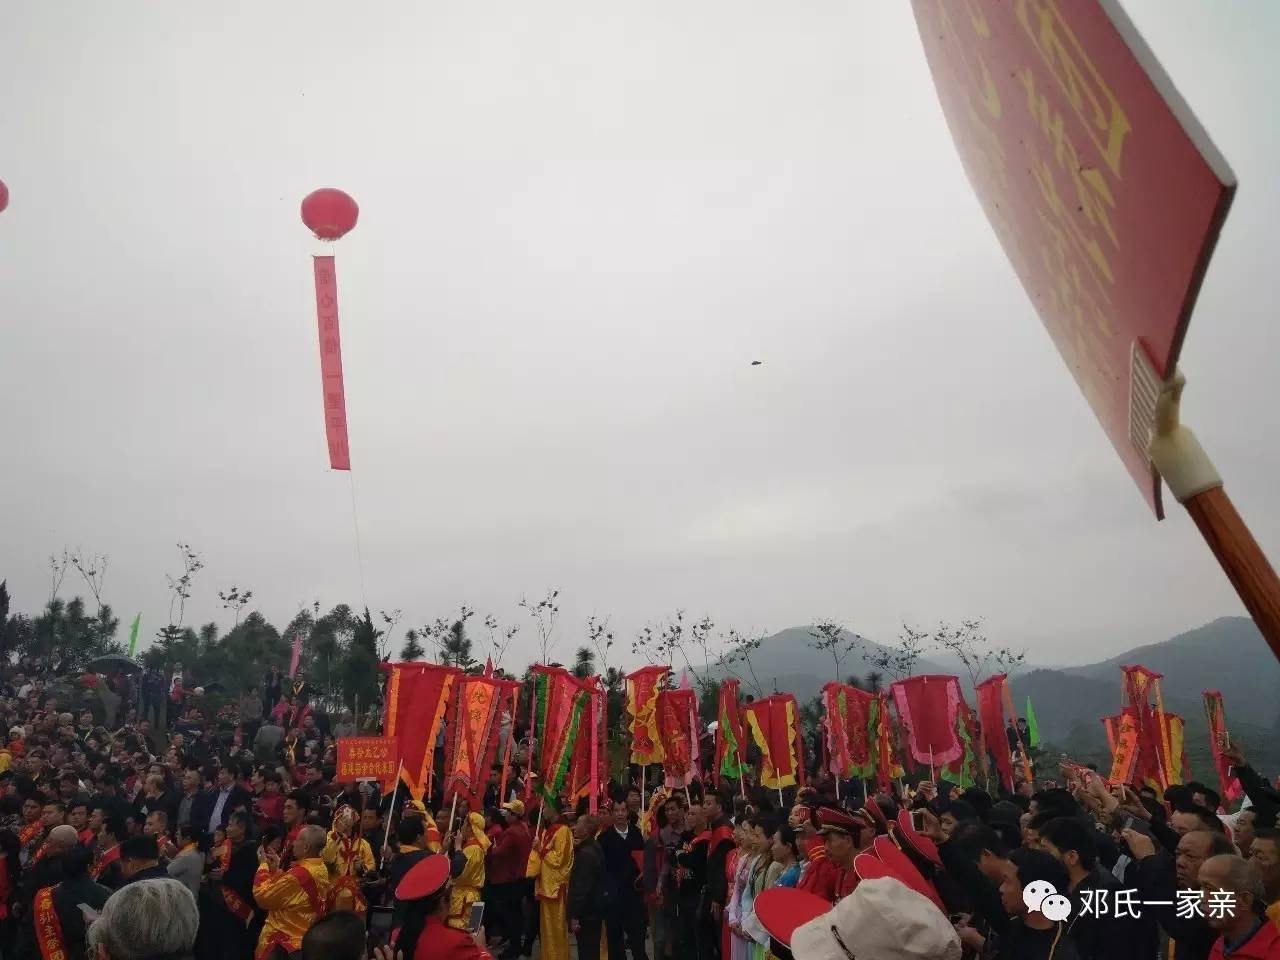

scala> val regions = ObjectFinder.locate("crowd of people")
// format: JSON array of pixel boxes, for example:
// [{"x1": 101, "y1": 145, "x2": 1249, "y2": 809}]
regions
[{"x1": 0, "y1": 655, "x2": 1278, "y2": 960}]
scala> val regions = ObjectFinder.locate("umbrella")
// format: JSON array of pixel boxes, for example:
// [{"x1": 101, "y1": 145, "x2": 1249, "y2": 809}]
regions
[{"x1": 85, "y1": 654, "x2": 142, "y2": 675}]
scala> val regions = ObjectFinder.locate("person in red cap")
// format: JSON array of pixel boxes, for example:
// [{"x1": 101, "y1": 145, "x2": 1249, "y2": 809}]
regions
[
  {"x1": 395, "y1": 852, "x2": 493, "y2": 960},
  {"x1": 811, "y1": 807, "x2": 875, "y2": 903}
]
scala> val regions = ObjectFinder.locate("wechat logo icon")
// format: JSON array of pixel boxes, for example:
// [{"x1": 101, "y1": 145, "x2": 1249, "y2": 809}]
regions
[{"x1": 1023, "y1": 881, "x2": 1073, "y2": 923}]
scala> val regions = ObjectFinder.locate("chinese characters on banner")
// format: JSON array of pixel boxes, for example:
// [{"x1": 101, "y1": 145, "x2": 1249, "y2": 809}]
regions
[
  {"x1": 911, "y1": 0, "x2": 1234, "y2": 516},
  {"x1": 336, "y1": 736, "x2": 399, "y2": 784},
  {"x1": 313, "y1": 256, "x2": 351, "y2": 470}
]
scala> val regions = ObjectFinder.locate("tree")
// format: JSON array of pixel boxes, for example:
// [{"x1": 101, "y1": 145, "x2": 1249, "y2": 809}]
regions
[
  {"x1": 808, "y1": 620, "x2": 859, "y2": 683},
  {"x1": 572, "y1": 646, "x2": 595, "y2": 679},
  {"x1": 69, "y1": 549, "x2": 109, "y2": 618},
  {"x1": 378, "y1": 610, "x2": 403, "y2": 661},
  {"x1": 632, "y1": 611, "x2": 721, "y2": 699},
  {"x1": 932, "y1": 618, "x2": 1025, "y2": 692},
  {"x1": 721, "y1": 628, "x2": 765, "y2": 697},
  {"x1": 218, "y1": 586, "x2": 254, "y2": 627},
  {"x1": 519, "y1": 590, "x2": 560, "y2": 663},
  {"x1": 847, "y1": 671, "x2": 885, "y2": 693},
  {"x1": 399, "y1": 630, "x2": 426, "y2": 661},
  {"x1": 158, "y1": 543, "x2": 204, "y2": 651},
  {"x1": 866, "y1": 624, "x2": 931, "y2": 681},
  {"x1": 481, "y1": 614, "x2": 519, "y2": 669}
]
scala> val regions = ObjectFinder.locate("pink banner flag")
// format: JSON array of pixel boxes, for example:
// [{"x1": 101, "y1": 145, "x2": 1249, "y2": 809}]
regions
[
  {"x1": 288, "y1": 633, "x2": 303, "y2": 678},
  {"x1": 313, "y1": 256, "x2": 351, "y2": 470}
]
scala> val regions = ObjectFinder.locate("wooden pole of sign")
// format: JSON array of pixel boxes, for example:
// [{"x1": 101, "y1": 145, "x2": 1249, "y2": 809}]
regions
[
  {"x1": 499, "y1": 686, "x2": 518, "y2": 805},
  {"x1": 380, "y1": 760, "x2": 403, "y2": 865},
  {"x1": 1149, "y1": 372, "x2": 1280, "y2": 664},
  {"x1": 1183, "y1": 487, "x2": 1280, "y2": 660}
]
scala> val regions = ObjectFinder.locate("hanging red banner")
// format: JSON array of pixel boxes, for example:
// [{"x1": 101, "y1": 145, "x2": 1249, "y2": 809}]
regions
[
  {"x1": 381, "y1": 662, "x2": 458, "y2": 801},
  {"x1": 1202, "y1": 690, "x2": 1244, "y2": 807},
  {"x1": 975, "y1": 675, "x2": 1015, "y2": 792},
  {"x1": 744, "y1": 694, "x2": 800, "y2": 790},
  {"x1": 445, "y1": 675, "x2": 514, "y2": 807},
  {"x1": 657, "y1": 688, "x2": 697, "y2": 786},
  {"x1": 313, "y1": 256, "x2": 351, "y2": 471},
  {"x1": 1108, "y1": 707, "x2": 1140, "y2": 785},
  {"x1": 890, "y1": 675, "x2": 964, "y2": 768}
]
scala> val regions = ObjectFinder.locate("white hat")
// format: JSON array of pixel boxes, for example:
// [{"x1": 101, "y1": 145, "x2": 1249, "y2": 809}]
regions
[{"x1": 791, "y1": 878, "x2": 960, "y2": 960}]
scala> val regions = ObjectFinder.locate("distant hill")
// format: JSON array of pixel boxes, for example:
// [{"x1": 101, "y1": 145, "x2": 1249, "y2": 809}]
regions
[{"x1": 709, "y1": 617, "x2": 1280, "y2": 777}]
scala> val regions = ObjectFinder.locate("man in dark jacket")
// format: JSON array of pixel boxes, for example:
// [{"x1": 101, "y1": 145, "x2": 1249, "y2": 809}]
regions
[
  {"x1": 568, "y1": 813, "x2": 607, "y2": 960},
  {"x1": 16, "y1": 842, "x2": 111, "y2": 960},
  {"x1": 18, "y1": 824, "x2": 78, "y2": 917},
  {"x1": 119, "y1": 834, "x2": 169, "y2": 885},
  {"x1": 598, "y1": 798, "x2": 647, "y2": 960},
  {"x1": 1123, "y1": 826, "x2": 1235, "y2": 960},
  {"x1": 701, "y1": 791, "x2": 734, "y2": 960},
  {"x1": 263, "y1": 666, "x2": 284, "y2": 714},
  {"x1": 1040, "y1": 816, "x2": 1154, "y2": 959}
]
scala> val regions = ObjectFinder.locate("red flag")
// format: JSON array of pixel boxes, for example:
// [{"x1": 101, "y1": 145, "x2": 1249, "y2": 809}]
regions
[
  {"x1": 821, "y1": 683, "x2": 875, "y2": 779},
  {"x1": 444, "y1": 674, "x2": 516, "y2": 807},
  {"x1": 1122, "y1": 665, "x2": 1168, "y2": 789},
  {"x1": 1202, "y1": 690, "x2": 1244, "y2": 806},
  {"x1": 288, "y1": 633, "x2": 303, "y2": 679},
  {"x1": 657, "y1": 688, "x2": 697, "y2": 786},
  {"x1": 975, "y1": 675, "x2": 1015, "y2": 791},
  {"x1": 890, "y1": 675, "x2": 964, "y2": 768},
  {"x1": 715, "y1": 679, "x2": 750, "y2": 784},
  {"x1": 568, "y1": 678, "x2": 603, "y2": 809},
  {"x1": 743, "y1": 694, "x2": 800, "y2": 789},
  {"x1": 312, "y1": 256, "x2": 351, "y2": 470},
  {"x1": 381, "y1": 662, "x2": 459, "y2": 801},
  {"x1": 625, "y1": 666, "x2": 669, "y2": 765}
]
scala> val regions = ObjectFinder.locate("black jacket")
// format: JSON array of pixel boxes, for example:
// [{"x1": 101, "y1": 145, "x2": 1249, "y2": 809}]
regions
[
  {"x1": 567, "y1": 839, "x2": 606, "y2": 921},
  {"x1": 122, "y1": 863, "x2": 170, "y2": 886},
  {"x1": 191, "y1": 786, "x2": 253, "y2": 834},
  {"x1": 704, "y1": 816, "x2": 732, "y2": 911},
  {"x1": 597, "y1": 824, "x2": 644, "y2": 900},
  {"x1": 1133, "y1": 851, "x2": 1215, "y2": 960},
  {"x1": 1065, "y1": 864, "x2": 1154, "y2": 960},
  {"x1": 997, "y1": 920, "x2": 1084, "y2": 960}
]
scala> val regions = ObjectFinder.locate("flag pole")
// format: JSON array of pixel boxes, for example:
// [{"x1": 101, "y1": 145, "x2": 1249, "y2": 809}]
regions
[
  {"x1": 1148, "y1": 371, "x2": 1280, "y2": 662},
  {"x1": 499, "y1": 686, "x2": 519, "y2": 805},
  {"x1": 380, "y1": 761, "x2": 403, "y2": 865}
]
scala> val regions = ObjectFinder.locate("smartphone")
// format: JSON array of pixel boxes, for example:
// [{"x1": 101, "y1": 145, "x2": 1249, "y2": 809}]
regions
[
  {"x1": 367, "y1": 906, "x2": 393, "y2": 944},
  {"x1": 1123, "y1": 816, "x2": 1153, "y2": 839},
  {"x1": 911, "y1": 809, "x2": 925, "y2": 833},
  {"x1": 467, "y1": 902, "x2": 485, "y2": 934}
]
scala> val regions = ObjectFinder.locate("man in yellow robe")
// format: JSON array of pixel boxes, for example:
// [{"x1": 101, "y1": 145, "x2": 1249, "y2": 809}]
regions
[
  {"x1": 447, "y1": 811, "x2": 490, "y2": 929},
  {"x1": 322, "y1": 805, "x2": 375, "y2": 916},
  {"x1": 527, "y1": 802, "x2": 574, "y2": 960},
  {"x1": 253, "y1": 824, "x2": 331, "y2": 960}
]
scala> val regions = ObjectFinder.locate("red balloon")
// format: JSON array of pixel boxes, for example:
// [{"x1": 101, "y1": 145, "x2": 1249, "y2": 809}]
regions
[
  {"x1": 0, "y1": 179, "x2": 8, "y2": 214},
  {"x1": 300, "y1": 188, "x2": 358, "y2": 240}
]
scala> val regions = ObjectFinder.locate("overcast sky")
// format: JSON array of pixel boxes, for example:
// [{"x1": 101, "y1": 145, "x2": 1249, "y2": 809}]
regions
[{"x1": 2, "y1": 1, "x2": 1278, "y2": 671}]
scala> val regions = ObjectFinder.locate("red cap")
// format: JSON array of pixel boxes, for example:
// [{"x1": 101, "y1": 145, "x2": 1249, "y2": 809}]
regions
[
  {"x1": 864, "y1": 836, "x2": 946, "y2": 912},
  {"x1": 754, "y1": 888, "x2": 832, "y2": 948},
  {"x1": 395, "y1": 853, "x2": 451, "y2": 901},
  {"x1": 817, "y1": 806, "x2": 874, "y2": 837},
  {"x1": 862, "y1": 797, "x2": 890, "y2": 835},
  {"x1": 894, "y1": 808, "x2": 942, "y2": 867}
]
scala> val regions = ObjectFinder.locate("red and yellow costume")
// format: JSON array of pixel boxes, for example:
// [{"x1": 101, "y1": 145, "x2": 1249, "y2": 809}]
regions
[
  {"x1": 217, "y1": 838, "x2": 254, "y2": 926},
  {"x1": 32, "y1": 886, "x2": 66, "y2": 960},
  {"x1": 528, "y1": 819, "x2": 573, "y2": 960},
  {"x1": 322, "y1": 807, "x2": 374, "y2": 917},
  {"x1": 448, "y1": 812, "x2": 489, "y2": 930},
  {"x1": 252, "y1": 856, "x2": 330, "y2": 960}
]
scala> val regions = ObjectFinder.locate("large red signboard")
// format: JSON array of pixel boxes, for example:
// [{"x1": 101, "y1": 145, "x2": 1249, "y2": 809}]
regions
[{"x1": 912, "y1": 0, "x2": 1234, "y2": 517}]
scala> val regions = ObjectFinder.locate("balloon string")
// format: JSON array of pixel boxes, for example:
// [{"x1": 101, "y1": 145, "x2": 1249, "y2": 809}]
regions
[{"x1": 348, "y1": 471, "x2": 369, "y2": 612}]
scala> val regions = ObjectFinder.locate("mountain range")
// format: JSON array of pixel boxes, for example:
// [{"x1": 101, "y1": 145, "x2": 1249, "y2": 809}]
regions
[{"x1": 710, "y1": 616, "x2": 1280, "y2": 778}]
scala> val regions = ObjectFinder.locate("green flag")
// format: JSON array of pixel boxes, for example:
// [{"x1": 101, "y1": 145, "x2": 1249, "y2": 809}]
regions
[
  {"x1": 1025, "y1": 696, "x2": 1040, "y2": 748},
  {"x1": 127, "y1": 613, "x2": 141, "y2": 657}
]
